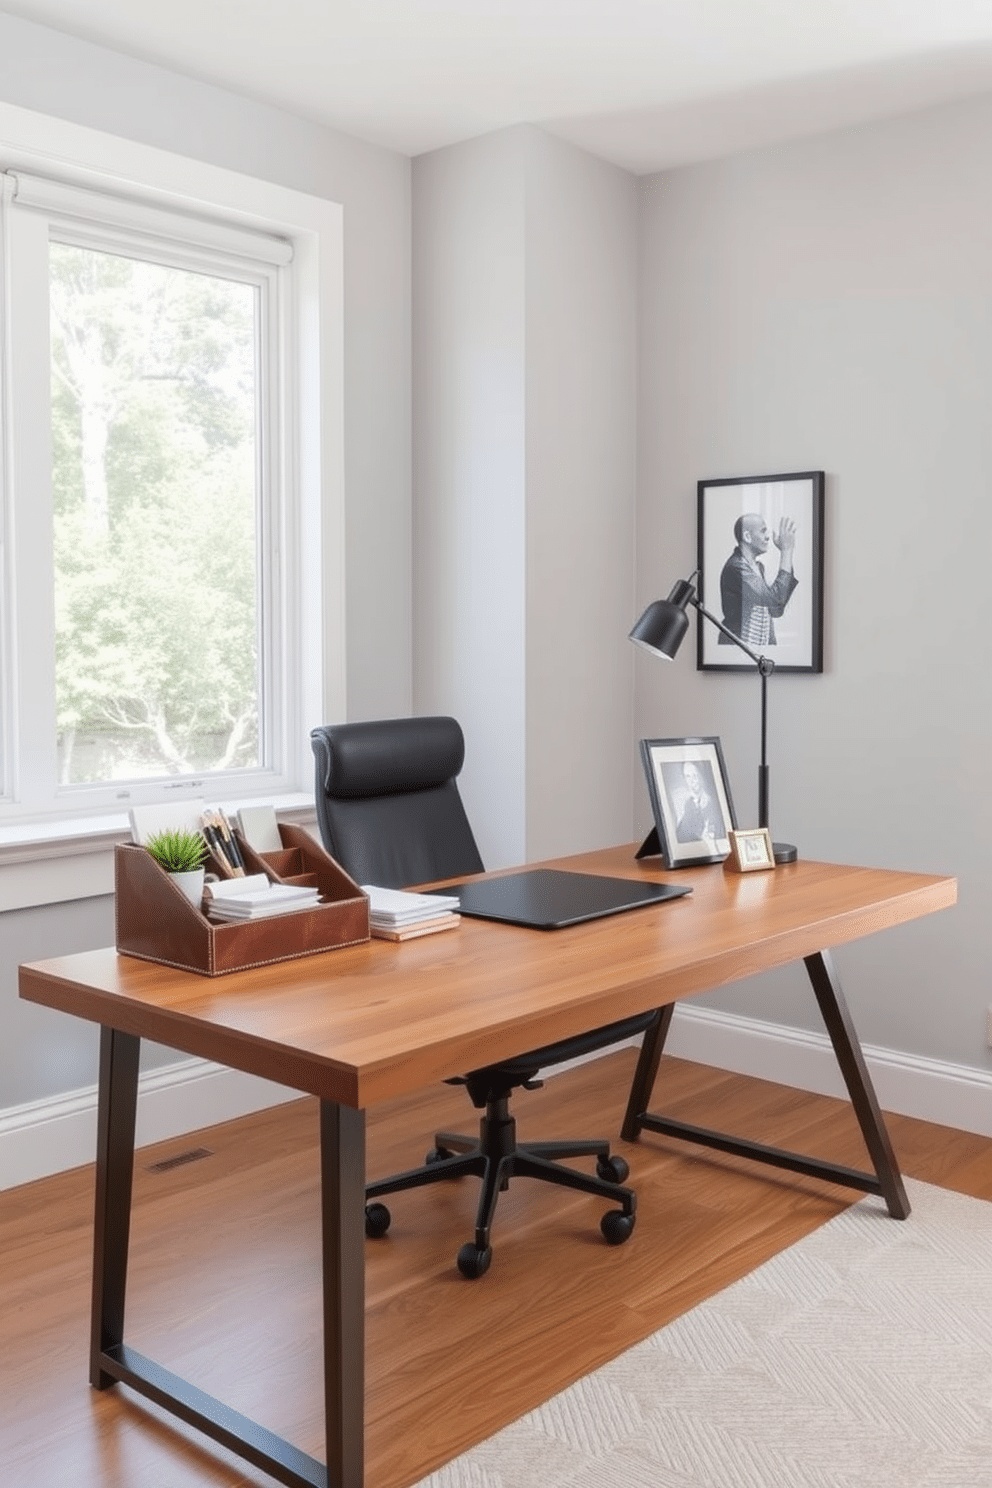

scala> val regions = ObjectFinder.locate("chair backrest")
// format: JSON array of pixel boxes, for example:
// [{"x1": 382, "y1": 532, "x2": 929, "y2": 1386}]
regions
[{"x1": 310, "y1": 717, "x2": 485, "y2": 889}]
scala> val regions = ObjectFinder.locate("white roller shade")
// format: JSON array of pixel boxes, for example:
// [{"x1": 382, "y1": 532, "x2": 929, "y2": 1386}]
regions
[{"x1": 6, "y1": 170, "x2": 293, "y2": 266}]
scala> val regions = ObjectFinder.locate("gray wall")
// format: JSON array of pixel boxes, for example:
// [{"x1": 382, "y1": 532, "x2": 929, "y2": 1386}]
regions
[
  {"x1": 411, "y1": 129, "x2": 529, "y2": 866},
  {"x1": 636, "y1": 92, "x2": 992, "y2": 1073},
  {"x1": 523, "y1": 130, "x2": 638, "y2": 864},
  {"x1": 0, "y1": 12, "x2": 413, "y2": 1110},
  {"x1": 3, "y1": 899, "x2": 113, "y2": 1106},
  {"x1": 413, "y1": 126, "x2": 638, "y2": 868}
]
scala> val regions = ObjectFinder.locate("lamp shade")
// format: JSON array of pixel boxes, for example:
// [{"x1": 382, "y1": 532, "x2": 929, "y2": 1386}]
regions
[{"x1": 628, "y1": 579, "x2": 696, "y2": 660}]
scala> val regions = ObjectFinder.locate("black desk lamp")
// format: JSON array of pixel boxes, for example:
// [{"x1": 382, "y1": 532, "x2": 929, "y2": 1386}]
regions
[{"x1": 629, "y1": 571, "x2": 797, "y2": 865}]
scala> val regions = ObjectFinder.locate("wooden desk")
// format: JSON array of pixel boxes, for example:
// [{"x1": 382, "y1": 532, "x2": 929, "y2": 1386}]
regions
[{"x1": 18, "y1": 847, "x2": 955, "y2": 1488}]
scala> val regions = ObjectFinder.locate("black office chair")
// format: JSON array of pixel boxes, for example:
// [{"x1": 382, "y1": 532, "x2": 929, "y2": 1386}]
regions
[{"x1": 311, "y1": 716, "x2": 649, "y2": 1278}]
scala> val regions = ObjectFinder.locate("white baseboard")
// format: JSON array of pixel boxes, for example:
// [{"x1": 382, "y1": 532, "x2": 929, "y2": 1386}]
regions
[
  {"x1": 0, "y1": 1059, "x2": 299, "y2": 1192},
  {"x1": 545, "y1": 1003, "x2": 992, "y2": 1140},
  {"x1": 664, "y1": 1004, "x2": 992, "y2": 1139},
  {"x1": 4, "y1": 1004, "x2": 991, "y2": 1191}
]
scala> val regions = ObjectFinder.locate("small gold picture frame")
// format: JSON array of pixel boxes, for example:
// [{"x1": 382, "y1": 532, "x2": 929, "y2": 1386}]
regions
[{"x1": 726, "y1": 827, "x2": 775, "y2": 873}]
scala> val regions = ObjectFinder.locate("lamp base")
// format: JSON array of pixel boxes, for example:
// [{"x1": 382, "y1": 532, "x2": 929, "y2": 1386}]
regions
[{"x1": 638, "y1": 826, "x2": 797, "y2": 866}]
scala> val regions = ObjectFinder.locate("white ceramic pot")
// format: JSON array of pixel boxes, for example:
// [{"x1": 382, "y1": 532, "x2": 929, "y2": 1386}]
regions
[{"x1": 170, "y1": 867, "x2": 205, "y2": 907}]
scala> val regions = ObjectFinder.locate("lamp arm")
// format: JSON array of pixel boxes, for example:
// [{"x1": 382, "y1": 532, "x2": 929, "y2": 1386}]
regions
[{"x1": 689, "y1": 595, "x2": 774, "y2": 831}]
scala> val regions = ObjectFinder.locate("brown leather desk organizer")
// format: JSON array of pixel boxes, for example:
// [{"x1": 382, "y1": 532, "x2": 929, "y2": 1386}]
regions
[{"x1": 115, "y1": 822, "x2": 370, "y2": 976}]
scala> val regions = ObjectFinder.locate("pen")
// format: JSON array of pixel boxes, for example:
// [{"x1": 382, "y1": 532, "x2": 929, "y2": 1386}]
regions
[
  {"x1": 201, "y1": 820, "x2": 233, "y2": 876},
  {"x1": 202, "y1": 811, "x2": 244, "y2": 877},
  {"x1": 212, "y1": 808, "x2": 245, "y2": 875},
  {"x1": 217, "y1": 809, "x2": 246, "y2": 872}
]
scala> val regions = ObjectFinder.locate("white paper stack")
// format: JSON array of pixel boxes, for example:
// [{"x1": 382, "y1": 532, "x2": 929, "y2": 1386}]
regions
[
  {"x1": 362, "y1": 885, "x2": 460, "y2": 942},
  {"x1": 129, "y1": 798, "x2": 206, "y2": 845},
  {"x1": 204, "y1": 874, "x2": 322, "y2": 921}
]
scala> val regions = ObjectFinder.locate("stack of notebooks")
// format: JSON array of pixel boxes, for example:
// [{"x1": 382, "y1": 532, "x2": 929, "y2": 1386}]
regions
[
  {"x1": 363, "y1": 885, "x2": 461, "y2": 942},
  {"x1": 204, "y1": 874, "x2": 322, "y2": 921}
]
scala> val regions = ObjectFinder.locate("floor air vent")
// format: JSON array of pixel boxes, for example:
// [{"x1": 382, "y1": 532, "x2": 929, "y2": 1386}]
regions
[{"x1": 146, "y1": 1146, "x2": 213, "y2": 1173}]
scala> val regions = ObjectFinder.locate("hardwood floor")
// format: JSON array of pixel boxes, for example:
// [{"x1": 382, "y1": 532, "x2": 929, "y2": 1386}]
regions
[{"x1": 2, "y1": 1051, "x2": 989, "y2": 1488}]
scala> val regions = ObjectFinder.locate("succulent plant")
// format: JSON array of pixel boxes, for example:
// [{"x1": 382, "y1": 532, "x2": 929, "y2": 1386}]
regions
[{"x1": 145, "y1": 827, "x2": 209, "y2": 874}]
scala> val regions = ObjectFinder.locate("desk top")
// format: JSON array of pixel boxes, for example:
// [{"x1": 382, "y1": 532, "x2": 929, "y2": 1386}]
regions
[{"x1": 19, "y1": 847, "x2": 955, "y2": 1109}]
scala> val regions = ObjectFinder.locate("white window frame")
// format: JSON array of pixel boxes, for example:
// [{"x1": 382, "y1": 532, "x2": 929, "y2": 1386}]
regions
[
  {"x1": 7, "y1": 176, "x2": 297, "y2": 815},
  {"x1": 0, "y1": 103, "x2": 345, "y2": 908}
]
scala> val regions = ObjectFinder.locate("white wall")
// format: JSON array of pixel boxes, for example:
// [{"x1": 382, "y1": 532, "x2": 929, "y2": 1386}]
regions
[
  {"x1": 413, "y1": 126, "x2": 638, "y2": 867},
  {"x1": 636, "y1": 92, "x2": 992, "y2": 1077}
]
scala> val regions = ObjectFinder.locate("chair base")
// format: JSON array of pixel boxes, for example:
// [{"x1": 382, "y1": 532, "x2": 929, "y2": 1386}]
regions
[{"x1": 365, "y1": 1097, "x2": 636, "y2": 1277}]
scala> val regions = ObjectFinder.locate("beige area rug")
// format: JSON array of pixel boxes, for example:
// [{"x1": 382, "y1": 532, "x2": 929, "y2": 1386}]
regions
[{"x1": 412, "y1": 1179, "x2": 992, "y2": 1487}]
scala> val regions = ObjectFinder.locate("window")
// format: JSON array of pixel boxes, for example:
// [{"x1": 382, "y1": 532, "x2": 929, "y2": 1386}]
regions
[
  {"x1": 51, "y1": 241, "x2": 265, "y2": 786},
  {"x1": 0, "y1": 160, "x2": 340, "y2": 836}
]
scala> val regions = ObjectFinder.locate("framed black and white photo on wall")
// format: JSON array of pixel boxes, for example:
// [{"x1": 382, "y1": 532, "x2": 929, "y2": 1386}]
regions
[
  {"x1": 697, "y1": 470, "x2": 824, "y2": 673},
  {"x1": 639, "y1": 736, "x2": 737, "y2": 869}
]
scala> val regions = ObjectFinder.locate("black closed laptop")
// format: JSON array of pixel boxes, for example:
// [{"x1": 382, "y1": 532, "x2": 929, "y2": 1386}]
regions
[{"x1": 428, "y1": 868, "x2": 690, "y2": 930}]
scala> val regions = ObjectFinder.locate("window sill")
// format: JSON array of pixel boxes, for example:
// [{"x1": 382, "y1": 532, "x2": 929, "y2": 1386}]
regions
[{"x1": 0, "y1": 795, "x2": 318, "y2": 912}]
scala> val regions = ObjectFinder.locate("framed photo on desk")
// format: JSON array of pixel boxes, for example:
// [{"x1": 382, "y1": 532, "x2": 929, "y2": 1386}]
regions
[
  {"x1": 640, "y1": 736, "x2": 737, "y2": 868},
  {"x1": 727, "y1": 826, "x2": 775, "y2": 873}
]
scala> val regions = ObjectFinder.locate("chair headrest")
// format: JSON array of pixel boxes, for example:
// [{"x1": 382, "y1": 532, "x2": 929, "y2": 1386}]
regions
[{"x1": 311, "y1": 717, "x2": 467, "y2": 799}]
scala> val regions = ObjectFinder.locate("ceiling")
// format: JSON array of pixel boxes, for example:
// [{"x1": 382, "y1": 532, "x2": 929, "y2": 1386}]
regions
[{"x1": 5, "y1": 0, "x2": 992, "y2": 173}]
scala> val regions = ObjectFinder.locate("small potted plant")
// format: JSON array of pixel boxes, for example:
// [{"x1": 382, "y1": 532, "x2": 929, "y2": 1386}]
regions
[{"x1": 145, "y1": 828, "x2": 210, "y2": 907}]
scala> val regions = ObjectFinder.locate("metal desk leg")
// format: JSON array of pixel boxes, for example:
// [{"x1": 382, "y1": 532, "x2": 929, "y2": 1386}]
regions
[
  {"x1": 90, "y1": 1027, "x2": 141, "y2": 1390},
  {"x1": 804, "y1": 950, "x2": 910, "y2": 1219},
  {"x1": 87, "y1": 1031, "x2": 366, "y2": 1487},
  {"x1": 621, "y1": 1006, "x2": 674, "y2": 1142},
  {"x1": 623, "y1": 952, "x2": 910, "y2": 1217},
  {"x1": 320, "y1": 1101, "x2": 367, "y2": 1488}
]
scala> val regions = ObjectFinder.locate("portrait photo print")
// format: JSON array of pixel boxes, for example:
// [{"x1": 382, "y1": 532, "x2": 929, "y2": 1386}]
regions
[
  {"x1": 697, "y1": 470, "x2": 824, "y2": 673},
  {"x1": 640, "y1": 736, "x2": 737, "y2": 868},
  {"x1": 727, "y1": 827, "x2": 776, "y2": 874}
]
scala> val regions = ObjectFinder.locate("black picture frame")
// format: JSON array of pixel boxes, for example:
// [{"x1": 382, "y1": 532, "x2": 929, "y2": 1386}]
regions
[
  {"x1": 697, "y1": 470, "x2": 824, "y2": 673},
  {"x1": 639, "y1": 736, "x2": 737, "y2": 869}
]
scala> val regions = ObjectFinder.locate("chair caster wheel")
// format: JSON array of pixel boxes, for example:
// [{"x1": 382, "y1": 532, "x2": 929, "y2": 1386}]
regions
[
  {"x1": 456, "y1": 1242, "x2": 492, "y2": 1279},
  {"x1": 596, "y1": 1154, "x2": 630, "y2": 1184},
  {"x1": 426, "y1": 1146, "x2": 454, "y2": 1166},
  {"x1": 600, "y1": 1210, "x2": 635, "y2": 1246},
  {"x1": 365, "y1": 1202, "x2": 391, "y2": 1238}
]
